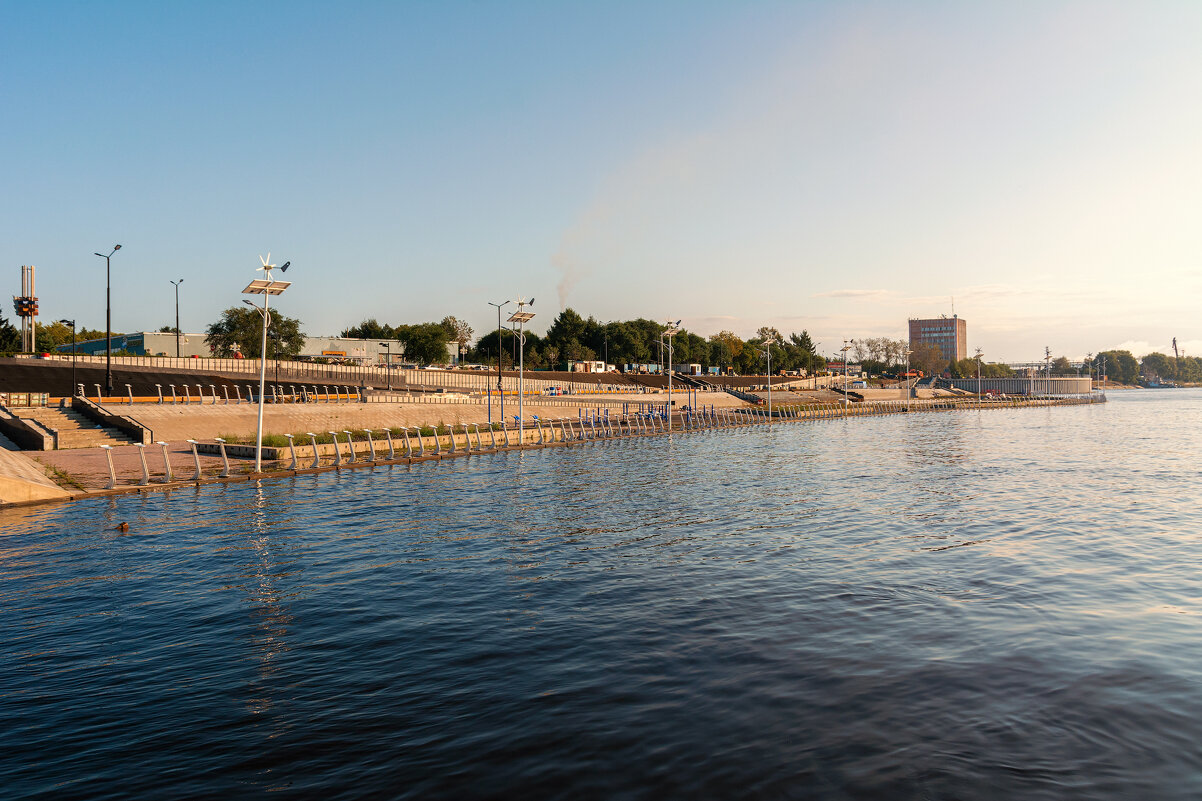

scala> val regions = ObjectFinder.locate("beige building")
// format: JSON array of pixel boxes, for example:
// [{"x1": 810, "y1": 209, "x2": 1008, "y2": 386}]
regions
[{"x1": 908, "y1": 315, "x2": 967, "y2": 362}]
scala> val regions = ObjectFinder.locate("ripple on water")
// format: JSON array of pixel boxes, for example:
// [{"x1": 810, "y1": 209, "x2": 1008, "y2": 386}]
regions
[{"x1": 2, "y1": 391, "x2": 1202, "y2": 799}]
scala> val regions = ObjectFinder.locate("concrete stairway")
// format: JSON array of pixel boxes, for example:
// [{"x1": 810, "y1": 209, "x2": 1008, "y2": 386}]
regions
[{"x1": 10, "y1": 407, "x2": 137, "y2": 449}]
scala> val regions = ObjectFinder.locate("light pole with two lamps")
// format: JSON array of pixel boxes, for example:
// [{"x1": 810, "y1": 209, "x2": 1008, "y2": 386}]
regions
[
  {"x1": 840, "y1": 340, "x2": 852, "y2": 409},
  {"x1": 759, "y1": 334, "x2": 779, "y2": 422},
  {"x1": 975, "y1": 347, "x2": 983, "y2": 405},
  {"x1": 488, "y1": 299, "x2": 511, "y2": 425},
  {"x1": 93, "y1": 244, "x2": 121, "y2": 396},
  {"x1": 508, "y1": 299, "x2": 535, "y2": 445},
  {"x1": 663, "y1": 321, "x2": 681, "y2": 430}
]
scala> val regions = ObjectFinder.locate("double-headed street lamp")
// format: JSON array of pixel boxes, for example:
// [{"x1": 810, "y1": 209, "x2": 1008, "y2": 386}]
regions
[
  {"x1": 975, "y1": 347, "x2": 983, "y2": 405},
  {"x1": 241, "y1": 255, "x2": 291, "y2": 472},
  {"x1": 488, "y1": 299, "x2": 511, "y2": 424},
  {"x1": 170, "y1": 278, "x2": 184, "y2": 357},
  {"x1": 663, "y1": 320, "x2": 681, "y2": 430},
  {"x1": 904, "y1": 346, "x2": 913, "y2": 412},
  {"x1": 760, "y1": 334, "x2": 780, "y2": 422},
  {"x1": 840, "y1": 340, "x2": 852, "y2": 409},
  {"x1": 93, "y1": 245, "x2": 121, "y2": 396},
  {"x1": 508, "y1": 298, "x2": 536, "y2": 445},
  {"x1": 59, "y1": 318, "x2": 77, "y2": 398}
]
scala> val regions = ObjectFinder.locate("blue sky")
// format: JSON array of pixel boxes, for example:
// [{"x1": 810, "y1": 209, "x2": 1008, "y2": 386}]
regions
[{"x1": 3, "y1": 1, "x2": 1201, "y2": 361}]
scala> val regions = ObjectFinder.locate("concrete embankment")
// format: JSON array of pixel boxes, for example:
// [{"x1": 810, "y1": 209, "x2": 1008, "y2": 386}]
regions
[
  {"x1": 1, "y1": 394, "x2": 1104, "y2": 508},
  {"x1": 0, "y1": 448, "x2": 70, "y2": 504}
]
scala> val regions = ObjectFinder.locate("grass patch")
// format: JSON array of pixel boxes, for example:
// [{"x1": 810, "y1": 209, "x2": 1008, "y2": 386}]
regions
[{"x1": 45, "y1": 464, "x2": 86, "y2": 491}]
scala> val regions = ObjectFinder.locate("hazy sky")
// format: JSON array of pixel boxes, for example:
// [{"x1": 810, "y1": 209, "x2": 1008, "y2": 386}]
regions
[{"x1": 3, "y1": 1, "x2": 1200, "y2": 361}]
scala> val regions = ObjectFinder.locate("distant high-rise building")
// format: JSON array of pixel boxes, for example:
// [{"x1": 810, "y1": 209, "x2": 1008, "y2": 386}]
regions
[{"x1": 908, "y1": 315, "x2": 967, "y2": 363}]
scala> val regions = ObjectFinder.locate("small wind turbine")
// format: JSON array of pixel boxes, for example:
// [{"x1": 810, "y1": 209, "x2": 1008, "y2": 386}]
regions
[{"x1": 257, "y1": 254, "x2": 290, "y2": 274}]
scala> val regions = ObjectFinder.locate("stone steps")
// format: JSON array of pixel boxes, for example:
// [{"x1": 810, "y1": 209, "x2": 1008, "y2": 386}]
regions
[{"x1": 10, "y1": 407, "x2": 137, "y2": 449}]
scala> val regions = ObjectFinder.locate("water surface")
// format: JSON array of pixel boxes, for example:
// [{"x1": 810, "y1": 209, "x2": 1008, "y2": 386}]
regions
[{"x1": 3, "y1": 390, "x2": 1201, "y2": 799}]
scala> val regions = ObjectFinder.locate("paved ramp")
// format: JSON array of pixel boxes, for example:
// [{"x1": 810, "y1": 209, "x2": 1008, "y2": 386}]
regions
[{"x1": 0, "y1": 448, "x2": 69, "y2": 504}]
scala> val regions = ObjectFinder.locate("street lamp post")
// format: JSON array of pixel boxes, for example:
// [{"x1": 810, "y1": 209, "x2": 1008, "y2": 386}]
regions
[
  {"x1": 488, "y1": 299, "x2": 511, "y2": 425},
  {"x1": 840, "y1": 340, "x2": 852, "y2": 409},
  {"x1": 379, "y1": 342, "x2": 393, "y2": 390},
  {"x1": 604, "y1": 320, "x2": 613, "y2": 370},
  {"x1": 905, "y1": 347, "x2": 913, "y2": 412},
  {"x1": 241, "y1": 255, "x2": 291, "y2": 472},
  {"x1": 663, "y1": 321, "x2": 681, "y2": 430},
  {"x1": 93, "y1": 245, "x2": 121, "y2": 396},
  {"x1": 508, "y1": 299, "x2": 535, "y2": 445},
  {"x1": 59, "y1": 318, "x2": 76, "y2": 398},
  {"x1": 760, "y1": 335, "x2": 779, "y2": 422},
  {"x1": 170, "y1": 278, "x2": 184, "y2": 358},
  {"x1": 975, "y1": 347, "x2": 983, "y2": 406},
  {"x1": 1044, "y1": 346, "x2": 1051, "y2": 397}
]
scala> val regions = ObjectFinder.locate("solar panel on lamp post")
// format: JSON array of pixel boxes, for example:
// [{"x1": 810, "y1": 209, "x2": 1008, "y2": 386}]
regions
[
  {"x1": 508, "y1": 299, "x2": 535, "y2": 446},
  {"x1": 241, "y1": 255, "x2": 291, "y2": 472}
]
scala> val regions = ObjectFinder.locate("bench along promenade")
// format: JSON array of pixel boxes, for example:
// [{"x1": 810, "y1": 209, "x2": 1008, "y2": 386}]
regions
[{"x1": 0, "y1": 392, "x2": 1103, "y2": 508}]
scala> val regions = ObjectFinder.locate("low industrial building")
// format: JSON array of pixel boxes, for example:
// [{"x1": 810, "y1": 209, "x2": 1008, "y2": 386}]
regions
[{"x1": 57, "y1": 333, "x2": 456, "y2": 364}]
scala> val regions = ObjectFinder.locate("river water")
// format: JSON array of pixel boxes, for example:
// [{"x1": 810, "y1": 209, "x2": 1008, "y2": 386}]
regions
[{"x1": 3, "y1": 390, "x2": 1201, "y2": 799}]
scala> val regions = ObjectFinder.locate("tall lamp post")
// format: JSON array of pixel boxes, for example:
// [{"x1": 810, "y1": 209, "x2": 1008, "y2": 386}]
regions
[
  {"x1": 488, "y1": 299, "x2": 511, "y2": 425},
  {"x1": 508, "y1": 298, "x2": 535, "y2": 445},
  {"x1": 379, "y1": 342, "x2": 393, "y2": 391},
  {"x1": 170, "y1": 278, "x2": 184, "y2": 357},
  {"x1": 93, "y1": 245, "x2": 121, "y2": 396},
  {"x1": 59, "y1": 318, "x2": 76, "y2": 398},
  {"x1": 975, "y1": 347, "x2": 983, "y2": 405},
  {"x1": 603, "y1": 320, "x2": 613, "y2": 370},
  {"x1": 1044, "y1": 346, "x2": 1051, "y2": 397},
  {"x1": 759, "y1": 335, "x2": 778, "y2": 422},
  {"x1": 664, "y1": 320, "x2": 681, "y2": 430},
  {"x1": 904, "y1": 347, "x2": 913, "y2": 412},
  {"x1": 840, "y1": 340, "x2": 852, "y2": 409},
  {"x1": 241, "y1": 255, "x2": 291, "y2": 472}
]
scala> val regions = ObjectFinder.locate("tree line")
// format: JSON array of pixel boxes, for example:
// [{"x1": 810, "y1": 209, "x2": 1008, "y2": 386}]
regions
[
  {"x1": 460, "y1": 308, "x2": 830, "y2": 373},
  {"x1": 3, "y1": 308, "x2": 1197, "y2": 385}
]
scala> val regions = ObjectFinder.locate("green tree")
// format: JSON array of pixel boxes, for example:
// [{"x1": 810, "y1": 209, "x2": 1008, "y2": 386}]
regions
[
  {"x1": 909, "y1": 342, "x2": 947, "y2": 376},
  {"x1": 440, "y1": 316, "x2": 474, "y2": 362},
  {"x1": 1051, "y1": 356, "x2": 1073, "y2": 374},
  {"x1": 471, "y1": 328, "x2": 520, "y2": 368},
  {"x1": 1093, "y1": 350, "x2": 1138, "y2": 385},
  {"x1": 0, "y1": 314, "x2": 19, "y2": 354},
  {"x1": 35, "y1": 320, "x2": 77, "y2": 352},
  {"x1": 1140, "y1": 352, "x2": 1175, "y2": 382},
  {"x1": 206, "y1": 307, "x2": 305, "y2": 358},
  {"x1": 545, "y1": 308, "x2": 587, "y2": 350},
  {"x1": 397, "y1": 322, "x2": 452, "y2": 365},
  {"x1": 341, "y1": 318, "x2": 394, "y2": 339}
]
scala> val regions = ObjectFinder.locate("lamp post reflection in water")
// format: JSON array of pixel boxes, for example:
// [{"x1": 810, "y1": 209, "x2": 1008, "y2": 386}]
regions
[{"x1": 239, "y1": 482, "x2": 295, "y2": 722}]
